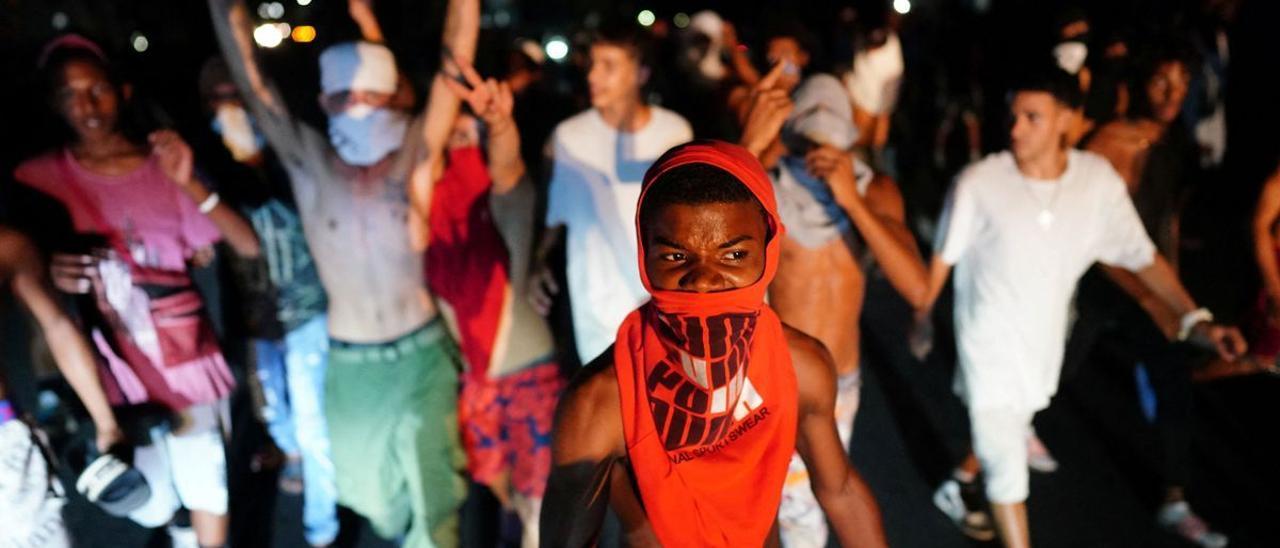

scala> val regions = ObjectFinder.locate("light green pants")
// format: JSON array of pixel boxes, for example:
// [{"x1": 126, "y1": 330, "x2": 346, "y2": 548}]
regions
[{"x1": 325, "y1": 320, "x2": 465, "y2": 548}]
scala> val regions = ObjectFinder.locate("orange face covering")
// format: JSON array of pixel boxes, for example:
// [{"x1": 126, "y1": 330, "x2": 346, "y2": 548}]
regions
[{"x1": 613, "y1": 140, "x2": 798, "y2": 546}]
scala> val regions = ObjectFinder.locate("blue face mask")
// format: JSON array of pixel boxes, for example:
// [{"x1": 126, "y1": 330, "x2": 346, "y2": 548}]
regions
[
  {"x1": 326, "y1": 104, "x2": 409, "y2": 166},
  {"x1": 210, "y1": 104, "x2": 265, "y2": 162}
]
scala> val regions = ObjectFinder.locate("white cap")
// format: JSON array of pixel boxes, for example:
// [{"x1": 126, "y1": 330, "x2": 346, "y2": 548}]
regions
[{"x1": 319, "y1": 41, "x2": 398, "y2": 95}]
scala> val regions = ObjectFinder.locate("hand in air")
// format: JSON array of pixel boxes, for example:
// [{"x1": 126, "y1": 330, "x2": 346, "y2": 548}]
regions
[
  {"x1": 441, "y1": 58, "x2": 515, "y2": 131},
  {"x1": 739, "y1": 62, "x2": 793, "y2": 158}
]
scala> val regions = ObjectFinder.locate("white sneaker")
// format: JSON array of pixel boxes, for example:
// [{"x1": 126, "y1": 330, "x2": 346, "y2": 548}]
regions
[
  {"x1": 167, "y1": 523, "x2": 199, "y2": 548},
  {"x1": 1027, "y1": 428, "x2": 1059, "y2": 473},
  {"x1": 932, "y1": 478, "x2": 996, "y2": 541},
  {"x1": 1158, "y1": 501, "x2": 1229, "y2": 548}
]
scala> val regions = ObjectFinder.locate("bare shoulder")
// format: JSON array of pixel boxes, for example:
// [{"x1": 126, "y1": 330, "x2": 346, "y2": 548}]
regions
[
  {"x1": 553, "y1": 346, "x2": 625, "y2": 457},
  {"x1": 561, "y1": 349, "x2": 620, "y2": 413},
  {"x1": 783, "y1": 323, "x2": 837, "y2": 413}
]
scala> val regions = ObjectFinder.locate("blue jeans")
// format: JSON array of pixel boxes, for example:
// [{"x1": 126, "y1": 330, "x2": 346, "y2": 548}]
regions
[{"x1": 254, "y1": 315, "x2": 339, "y2": 546}]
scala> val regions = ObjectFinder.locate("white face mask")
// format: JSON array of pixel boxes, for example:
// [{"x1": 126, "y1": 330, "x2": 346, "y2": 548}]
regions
[
  {"x1": 211, "y1": 104, "x2": 263, "y2": 162},
  {"x1": 327, "y1": 104, "x2": 409, "y2": 166},
  {"x1": 1054, "y1": 41, "x2": 1089, "y2": 75},
  {"x1": 846, "y1": 33, "x2": 904, "y2": 115}
]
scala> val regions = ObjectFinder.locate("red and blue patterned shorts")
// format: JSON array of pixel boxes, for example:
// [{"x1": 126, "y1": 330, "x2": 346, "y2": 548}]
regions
[{"x1": 459, "y1": 361, "x2": 565, "y2": 498}]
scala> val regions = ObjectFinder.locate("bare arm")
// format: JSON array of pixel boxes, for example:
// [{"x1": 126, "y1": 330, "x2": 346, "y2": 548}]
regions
[
  {"x1": 1132, "y1": 255, "x2": 1246, "y2": 360},
  {"x1": 1100, "y1": 264, "x2": 1179, "y2": 340},
  {"x1": 541, "y1": 353, "x2": 626, "y2": 547},
  {"x1": 440, "y1": 59, "x2": 525, "y2": 193},
  {"x1": 737, "y1": 62, "x2": 792, "y2": 159},
  {"x1": 787, "y1": 326, "x2": 888, "y2": 548},
  {"x1": 420, "y1": 0, "x2": 480, "y2": 158},
  {"x1": 1254, "y1": 168, "x2": 1280, "y2": 306},
  {"x1": 919, "y1": 254, "x2": 952, "y2": 316},
  {"x1": 347, "y1": 0, "x2": 385, "y2": 44},
  {"x1": 809, "y1": 146, "x2": 927, "y2": 307},
  {"x1": 207, "y1": 0, "x2": 290, "y2": 121},
  {"x1": 406, "y1": 0, "x2": 480, "y2": 228},
  {"x1": 150, "y1": 130, "x2": 261, "y2": 258},
  {"x1": 3, "y1": 229, "x2": 121, "y2": 451}
]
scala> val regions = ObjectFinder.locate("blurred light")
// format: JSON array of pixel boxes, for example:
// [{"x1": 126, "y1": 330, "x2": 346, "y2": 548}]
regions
[
  {"x1": 297, "y1": 0, "x2": 312, "y2": 5},
  {"x1": 131, "y1": 32, "x2": 149, "y2": 53},
  {"x1": 276, "y1": 22, "x2": 292, "y2": 37},
  {"x1": 494, "y1": 10, "x2": 511, "y2": 27},
  {"x1": 257, "y1": 3, "x2": 272, "y2": 18},
  {"x1": 544, "y1": 37, "x2": 569, "y2": 62},
  {"x1": 673, "y1": 12, "x2": 690, "y2": 29},
  {"x1": 268, "y1": 2, "x2": 285, "y2": 19},
  {"x1": 52, "y1": 11, "x2": 69, "y2": 30},
  {"x1": 254, "y1": 23, "x2": 284, "y2": 48},
  {"x1": 893, "y1": 0, "x2": 911, "y2": 14},
  {"x1": 291, "y1": 25, "x2": 316, "y2": 43},
  {"x1": 637, "y1": 10, "x2": 656, "y2": 27}
]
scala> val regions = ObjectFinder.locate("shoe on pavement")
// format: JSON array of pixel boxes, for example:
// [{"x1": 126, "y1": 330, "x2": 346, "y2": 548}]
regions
[
  {"x1": 1027, "y1": 428, "x2": 1059, "y2": 473},
  {"x1": 933, "y1": 477, "x2": 996, "y2": 541},
  {"x1": 1159, "y1": 501, "x2": 1228, "y2": 548}
]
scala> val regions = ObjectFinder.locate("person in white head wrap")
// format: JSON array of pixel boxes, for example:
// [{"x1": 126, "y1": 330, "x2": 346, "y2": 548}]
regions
[
  {"x1": 318, "y1": 41, "x2": 411, "y2": 166},
  {"x1": 208, "y1": 0, "x2": 483, "y2": 545},
  {"x1": 685, "y1": 11, "x2": 728, "y2": 82},
  {"x1": 755, "y1": 74, "x2": 927, "y2": 548}
]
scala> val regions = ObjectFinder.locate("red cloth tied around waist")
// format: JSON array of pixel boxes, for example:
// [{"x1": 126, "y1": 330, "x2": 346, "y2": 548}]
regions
[
  {"x1": 425, "y1": 146, "x2": 510, "y2": 379},
  {"x1": 613, "y1": 141, "x2": 797, "y2": 546}
]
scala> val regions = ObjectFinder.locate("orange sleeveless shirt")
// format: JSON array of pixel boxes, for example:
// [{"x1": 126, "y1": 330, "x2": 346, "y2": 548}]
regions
[{"x1": 614, "y1": 141, "x2": 798, "y2": 546}]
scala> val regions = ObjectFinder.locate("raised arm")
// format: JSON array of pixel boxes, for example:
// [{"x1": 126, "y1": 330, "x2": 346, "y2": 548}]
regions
[
  {"x1": 787, "y1": 326, "x2": 889, "y2": 548},
  {"x1": 347, "y1": 0, "x2": 385, "y2": 44},
  {"x1": 405, "y1": 0, "x2": 479, "y2": 246},
  {"x1": 150, "y1": 130, "x2": 261, "y2": 258},
  {"x1": 207, "y1": 0, "x2": 291, "y2": 123},
  {"x1": 807, "y1": 147, "x2": 928, "y2": 307},
  {"x1": 2, "y1": 228, "x2": 122, "y2": 452},
  {"x1": 541, "y1": 355, "x2": 626, "y2": 547},
  {"x1": 439, "y1": 60, "x2": 525, "y2": 193},
  {"x1": 420, "y1": 0, "x2": 480, "y2": 158}
]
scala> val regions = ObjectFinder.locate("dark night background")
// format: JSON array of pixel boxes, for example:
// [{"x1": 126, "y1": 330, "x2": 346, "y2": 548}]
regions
[{"x1": 2, "y1": 0, "x2": 1279, "y2": 546}]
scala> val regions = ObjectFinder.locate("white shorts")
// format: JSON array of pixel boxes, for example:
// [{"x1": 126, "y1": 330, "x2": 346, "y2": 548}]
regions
[
  {"x1": 128, "y1": 400, "x2": 230, "y2": 527},
  {"x1": 969, "y1": 406, "x2": 1034, "y2": 504}
]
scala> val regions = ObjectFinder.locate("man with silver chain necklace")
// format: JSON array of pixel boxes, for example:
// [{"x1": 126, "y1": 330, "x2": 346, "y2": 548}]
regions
[{"x1": 913, "y1": 64, "x2": 1245, "y2": 548}]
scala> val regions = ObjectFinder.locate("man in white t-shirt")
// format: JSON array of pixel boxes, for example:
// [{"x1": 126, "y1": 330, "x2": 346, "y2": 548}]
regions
[
  {"x1": 917, "y1": 67, "x2": 1244, "y2": 548},
  {"x1": 529, "y1": 20, "x2": 692, "y2": 365}
]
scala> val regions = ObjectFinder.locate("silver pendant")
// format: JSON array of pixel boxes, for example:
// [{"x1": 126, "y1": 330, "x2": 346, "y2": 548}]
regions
[{"x1": 1037, "y1": 209, "x2": 1054, "y2": 229}]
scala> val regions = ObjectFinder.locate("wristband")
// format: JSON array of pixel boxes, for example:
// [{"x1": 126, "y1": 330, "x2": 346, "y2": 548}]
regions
[
  {"x1": 1177, "y1": 308, "x2": 1214, "y2": 342},
  {"x1": 198, "y1": 192, "x2": 221, "y2": 214}
]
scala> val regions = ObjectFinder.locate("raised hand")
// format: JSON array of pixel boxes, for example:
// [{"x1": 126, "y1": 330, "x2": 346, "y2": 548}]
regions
[
  {"x1": 149, "y1": 130, "x2": 194, "y2": 188},
  {"x1": 441, "y1": 57, "x2": 515, "y2": 131},
  {"x1": 805, "y1": 145, "x2": 860, "y2": 206},
  {"x1": 739, "y1": 62, "x2": 793, "y2": 158}
]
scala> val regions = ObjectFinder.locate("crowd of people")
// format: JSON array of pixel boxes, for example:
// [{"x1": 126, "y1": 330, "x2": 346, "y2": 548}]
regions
[{"x1": 0, "y1": 0, "x2": 1274, "y2": 547}]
